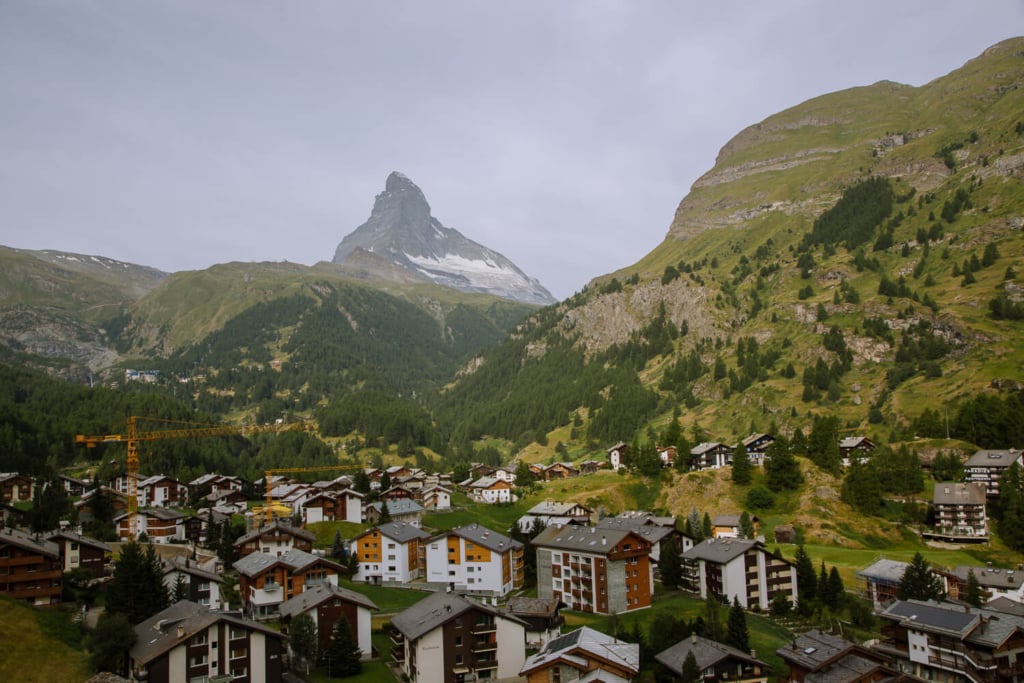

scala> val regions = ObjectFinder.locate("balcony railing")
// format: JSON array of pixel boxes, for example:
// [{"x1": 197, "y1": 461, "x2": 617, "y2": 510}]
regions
[{"x1": 471, "y1": 621, "x2": 496, "y2": 635}]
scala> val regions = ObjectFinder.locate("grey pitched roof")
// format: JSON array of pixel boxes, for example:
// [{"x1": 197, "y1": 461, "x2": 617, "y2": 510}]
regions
[
  {"x1": 163, "y1": 556, "x2": 223, "y2": 584},
  {"x1": 521, "y1": 625, "x2": 640, "y2": 676},
  {"x1": 114, "y1": 507, "x2": 184, "y2": 522},
  {"x1": 369, "y1": 499, "x2": 424, "y2": 516},
  {"x1": 882, "y1": 599, "x2": 1024, "y2": 649},
  {"x1": 391, "y1": 591, "x2": 523, "y2": 642},
  {"x1": 712, "y1": 514, "x2": 742, "y2": 527},
  {"x1": 933, "y1": 482, "x2": 987, "y2": 506},
  {"x1": 532, "y1": 524, "x2": 635, "y2": 554},
  {"x1": 507, "y1": 596, "x2": 562, "y2": 618},
  {"x1": 691, "y1": 442, "x2": 725, "y2": 455},
  {"x1": 0, "y1": 526, "x2": 59, "y2": 558},
  {"x1": 527, "y1": 500, "x2": 589, "y2": 516},
  {"x1": 776, "y1": 629, "x2": 862, "y2": 671},
  {"x1": 683, "y1": 538, "x2": 756, "y2": 564},
  {"x1": 232, "y1": 548, "x2": 339, "y2": 578},
  {"x1": 278, "y1": 582, "x2": 377, "y2": 617},
  {"x1": 656, "y1": 633, "x2": 766, "y2": 675},
  {"x1": 951, "y1": 565, "x2": 1024, "y2": 590},
  {"x1": 357, "y1": 521, "x2": 430, "y2": 544},
  {"x1": 130, "y1": 600, "x2": 284, "y2": 666},
  {"x1": 45, "y1": 529, "x2": 111, "y2": 552},
  {"x1": 965, "y1": 448, "x2": 1022, "y2": 468},
  {"x1": 595, "y1": 517, "x2": 675, "y2": 544},
  {"x1": 856, "y1": 558, "x2": 910, "y2": 584},
  {"x1": 442, "y1": 523, "x2": 522, "y2": 553},
  {"x1": 234, "y1": 520, "x2": 316, "y2": 546}
]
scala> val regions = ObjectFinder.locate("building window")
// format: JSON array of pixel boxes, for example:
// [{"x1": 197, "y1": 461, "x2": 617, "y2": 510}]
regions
[
  {"x1": 455, "y1": 636, "x2": 462, "y2": 646},
  {"x1": 190, "y1": 655, "x2": 207, "y2": 667},
  {"x1": 231, "y1": 647, "x2": 247, "y2": 659},
  {"x1": 191, "y1": 634, "x2": 208, "y2": 646}
]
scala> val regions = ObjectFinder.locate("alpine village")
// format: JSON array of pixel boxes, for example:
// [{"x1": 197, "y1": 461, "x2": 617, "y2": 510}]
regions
[{"x1": 5, "y1": 36, "x2": 1024, "y2": 683}]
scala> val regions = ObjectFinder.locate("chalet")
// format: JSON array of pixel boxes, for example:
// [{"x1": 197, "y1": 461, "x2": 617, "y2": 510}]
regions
[
  {"x1": 0, "y1": 472, "x2": 35, "y2": 503},
  {"x1": 946, "y1": 564, "x2": 1024, "y2": 604},
  {"x1": 58, "y1": 474, "x2": 89, "y2": 497},
  {"x1": 75, "y1": 487, "x2": 128, "y2": 526},
  {"x1": 776, "y1": 629, "x2": 902, "y2": 683},
  {"x1": 188, "y1": 473, "x2": 243, "y2": 498},
  {"x1": 162, "y1": 556, "x2": 224, "y2": 609},
  {"x1": 838, "y1": 436, "x2": 875, "y2": 465},
  {"x1": 542, "y1": 462, "x2": 579, "y2": 481},
  {"x1": 596, "y1": 513, "x2": 693, "y2": 564},
  {"x1": 233, "y1": 548, "x2": 345, "y2": 620},
  {"x1": 682, "y1": 538, "x2": 797, "y2": 610},
  {"x1": 533, "y1": 524, "x2": 654, "y2": 615},
  {"x1": 419, "y1": 484, "x2": 452, "y2": 511},
  {"x1": 528, "y1": 463, "x2": 546, "y2": 479},
  {"x1": 45, "y1": 530, "x2": 110, "y2": 577},
  {"x1": 606, "y1": 442, "x2": 629, "y2": 471},
  {"x1": 128, "y1": 600, "x2": 287, "y2": 683},
  {"x1": 364, "y1": 498, "x2": 424, "y2": 527},
  {"x1": 711, "y1": 513, "x2": 758, "y2": 539},
  {"x1": 386, "y1": 465, "x2": 416, "y2": 480},
  {"x1": 494, "y1": 465, "x2": 517, "y2": 483},
  {"x1": 743, "y1": 433, "x2": 775, "y2": 465},
  {"x1": 521, "y1": 625, "x2": 640, "y2": 682},
  {"x1": 658, "y1": 445, "x2": 678, "y2": 467},
  {"x1": 390, "y1": 591, "x2": 527, "y2": 683},
  {"x1": 468, "y1": 463, "x2": 497, "y2": 481},
  {"x1": 857, "y1": 558, "x2": 912, "y2": 609},
  {"x1": 0, "y1": 503, "x2": 28, "y2": 528},
  {"x1": 279, "y1": 583, "x2": 377, "y2": 658},
  {"x1": 965, "y1": 448, "x2": 1024, "y2": 498},
  {"x1": 468, "y1": 476, "x2": 515, "y2": 504},
  {"x1": 233, "y1": 520, "x2": 315, "y2": 558},
  {"x1": 203, "y1": 488, "x2": 248, "y2": 511},
  {"x1": 351, "y1": 521, "x2": 431, "y2": 585},
  {"x1": 507, "y1": 596, "x2": 564, "y2": 649},
  {"x1": 379, "y1": 484, "x2": 416, "y2": 502},
  {"x1": 690, "y1": 442, "x2": 732, "y2": 470},
  {"x1": 929, "y1": 481, "x2": 988, "y2": 541},
  {"x1": 364, "y1": 467, "x2": 383, "y2": 490},
  {"x1": 302, "y1": 488, "x2": 364, "y2": 524},
  {"x1": 424, "y1": 524, "x2": 525, "y2": 596},
  {"x1": 0, "y1": 526, "x2": 62, "y2": 606},
  {"x1": 658, "y1": 633, "x2": 768, "y2": 683},
  {"x1": 578, "y1": 459, "x2": 603, "y2": 475},
  {"x1": 137, "y1": 475, "x2": 187, "y2": 508},
  {"x1": 875, "y1": 599, "x2": 1024, "y2": 683},
  {"x1": 516, "y1": 500, "x2": 593, "y2": 533},
  {"x1": 115, "y1": 508, "x2": 185, "y2": 543}
]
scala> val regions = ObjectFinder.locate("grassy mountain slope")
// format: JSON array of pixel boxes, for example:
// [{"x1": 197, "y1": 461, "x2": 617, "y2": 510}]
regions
[{"x1": 444, "y1": 38, "x2": 1024, "y2": 445}]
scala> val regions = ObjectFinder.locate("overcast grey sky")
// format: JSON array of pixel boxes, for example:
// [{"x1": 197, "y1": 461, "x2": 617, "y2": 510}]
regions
[{"x1": 1, "y1": 2, "x2": 1021, "y2": 299}]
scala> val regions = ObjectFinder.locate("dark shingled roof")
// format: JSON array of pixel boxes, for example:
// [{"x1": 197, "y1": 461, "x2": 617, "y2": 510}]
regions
[
  {"x1": 682, "y1": 538, "x2": 756, "y2": 564},
  {"x1": 354, "y1": 521, "x2": 430, "y2": 544},
  {"x1": 233, "y1": 520, "x2": 316, "y2": 546},
  {"x1": 391, "y1": 591, "x2": 524, "y2": 642},
  {"x1": 130, "y1": 600, "x2": 284, "y2": 667},
  {"x1": 656, "y1": 633, "x2": 765, "y2": 675},
  {"x1": 531, "y1": 524, "x2": 636, "y2": 554},
  {"x1": 0, "y1": 526, "x2": 59, "y2": 558},
  {"x1": 278, "y1": 582, "x2": 377, "y2": 617},
  {"x1": 232, "y1": 548, "x2": 342, "y2": 578},
  {"x1": 436, "y1": 523, "x2": 522, "y2": 553},
  {"x1": 507, "y1": 596, "x2": 562, "y2": 618}
]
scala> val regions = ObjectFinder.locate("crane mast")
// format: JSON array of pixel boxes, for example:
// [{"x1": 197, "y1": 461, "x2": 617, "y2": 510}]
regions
[{"x1": 76, "y1": 416, "x2": 308, "y2": 539}]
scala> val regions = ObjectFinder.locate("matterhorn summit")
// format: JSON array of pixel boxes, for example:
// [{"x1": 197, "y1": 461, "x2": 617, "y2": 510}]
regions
[{"x1": 332, "y1": 172, "x2": 555, "y2": 305}]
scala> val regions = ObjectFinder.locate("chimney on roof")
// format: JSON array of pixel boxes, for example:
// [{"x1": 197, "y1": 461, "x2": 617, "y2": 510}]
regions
[
  {"x1": 691, "y1": 633, "x2": 697, "y2": 644},
  {"x1": 176, "y1": 625, "x2": 185, "y2": 639}
]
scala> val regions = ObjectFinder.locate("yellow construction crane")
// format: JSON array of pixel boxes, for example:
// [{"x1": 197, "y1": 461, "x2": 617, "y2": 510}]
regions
[
  {"x1": 260, "y1": 464, "x2": 364, "y2": 525},
  {"x1": 76, "y1": 416, "x2": 309, "y2": 538}
]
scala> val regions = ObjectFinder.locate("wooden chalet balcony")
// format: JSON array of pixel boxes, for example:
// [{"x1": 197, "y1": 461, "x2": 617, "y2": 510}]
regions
[
  {"x1": 7, "y1": 584, "x2": 61, "y2": 600},
  {"x1": 5, "y1": 568, "x2": 62, "y2": 582},
  {"x1": 471, "y1": 619, "x2": 496, "y2": 635},
  {"x1": 1, "y1": 556, "x2": 60, "y2": 568},
  {"x1": 472, "y1": 636, "x2": 497, "y2": 653}
]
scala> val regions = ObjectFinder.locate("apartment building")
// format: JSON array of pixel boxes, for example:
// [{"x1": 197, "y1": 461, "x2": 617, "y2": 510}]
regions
[
  {"x1": 682, "y1": 538, "x2": 797, "y2": 611},
  {"x1": 351, "y1": 521, "x2": 431, "y2": 585},
  {"x1": 533, "y1": 524, "x2": 654, "y2": 615},
  {"x1": 425, "y1": 524, "x2": 524, "y2": 597}
]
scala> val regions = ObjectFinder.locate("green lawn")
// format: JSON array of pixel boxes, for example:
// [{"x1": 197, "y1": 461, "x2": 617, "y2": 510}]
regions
[
  {"x1": 422, "y1": 493, "x2": 526, "y2": 532},
  {"x1": 0, "y1": 598, "x2": 90, "y2": 683},
  {"x1": 336, "y1": 578, "x2": 433, "y2": 614},
  {"x1": 308, "y1": 520, "x2": 369, "y2": 549}
]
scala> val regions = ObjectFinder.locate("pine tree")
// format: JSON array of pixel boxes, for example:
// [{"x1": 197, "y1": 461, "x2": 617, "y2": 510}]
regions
[
  {"x1": 687, "y1": 508, "x2": 703, "y2": 542},
  {"x1": 794, "y1": 545, "x2": 817, "y2": 613},
  {"x1": 324, "y1": 616, "x2": 362, "y2": 676},
  {"x1": 701, "y1": 512, "x2": 712, "y2": 540},
  {"x1": 964, "y1": 569, "x2": 984, "y2": 607},
  {"x1": 738, "y1": 511, "x2": 754, "y2": 540},
  {"x1": 172, "y1": 572, "x2": 189, "y2": 603},
  {"x1": 818, "y1": 561, "x2": 829, "y2": 605},
  {"x1": 289, "y1": 613, "x2": 318, "y2": 674},
  {"x1": 379, "y1": 499, "x2": 392, "y2": 523},
  {"x1": 731, "y1": 442, "x2": 752, "y2": 485},
  {"x1": 660, "y1": 538, "x2": 682, "y2": 589},
  {"x1": 897, "y1": 552, "x2": 944, "y2": 601},
  {"x1": 681, "y1": 651, "x2": 702, "y2": 683},
  {"x1": 726, "y1": 597, "x2": 750, "y2": 652},
  {"x1": 703, "y1": 594, "x2": 724, "y2": 642},
  {"x1": 106, "y1": 541, "x2": 169, "y2": 624},
  {"x1": 331, "y1": 530, "x2": 346, "y2": 561},
  {"x1": 87, "y1": 611, "x2": 137, "y2": 674},
  {"x1": 826, "y1": 566, "x2": 845, "y2": 609},
  {"x1": 764, "y1": 438, "x2": 802, "y2": 492}
]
